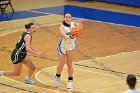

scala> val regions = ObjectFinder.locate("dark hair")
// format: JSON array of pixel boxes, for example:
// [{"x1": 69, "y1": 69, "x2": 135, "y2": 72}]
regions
[
  {"x1": 126, "y1": 74, "x2": 136, "y2": 88},
  {"x1": 25, "y1": 22, "x2": 34, "y2": 29},
  {"x1": 62, "y1": 13, "x2": 72, "y2": 27},
  {"x1": 64, "y1": 12, "x2": 72, "y2": 17},
  {"x1": 62, "y1": 21, "x2": 70, "y2": 27}
]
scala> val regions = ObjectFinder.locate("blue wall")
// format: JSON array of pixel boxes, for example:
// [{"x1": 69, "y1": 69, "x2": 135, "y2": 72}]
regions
[
  {"x1": 75, "y1": 0, "x2": 140, "y2": 7},
  {"x1": 97, "y1": 0, "x2": 140, "y2": 7},
  {"x1": 64, "y1": 5, "x2": 140, "y2": 27},
  {"x1": 1, "y1": 5, "x2": 140, "y2": 27}
]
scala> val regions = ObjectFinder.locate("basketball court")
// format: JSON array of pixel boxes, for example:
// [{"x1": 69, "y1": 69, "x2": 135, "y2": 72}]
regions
[{"x1": 0, "y1": 0, "x2": 140, "y2": 93}]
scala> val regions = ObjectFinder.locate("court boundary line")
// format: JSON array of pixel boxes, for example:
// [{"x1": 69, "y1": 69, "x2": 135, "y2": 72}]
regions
[
  {"x1": 0, "y1": 14, "x2": 63, "y2": 33},
  {"x1": 35, "y1": 65, "x2": 89, "y2": 93},
  {"x1": 35, "y1": 60, "x2": 126, "y2": 93},
  {"x1": 95, "y1": 50, "x2": 140, "y2": 60},
  {"x1": 76, "y1": 67, "x2": 119, "y2": 77},
  {"x1": 0, "y1": 10, "x2": 140, "y2": 93},
  {"x1": 0, "y1": 22, "x2": 68, "y2": 93},
  {"x1": 1, "y1": 5, "x2": 140, "y2": 28},
  {"x1": 35, "y1": 49, "x2": 140, "y2": 92},
  {"x1": 1, "y1": 50, "x2": 139, "y2": 93},
  {"x1": 0, "y1": 4, "x2": 140, "y2": 36},
  {"x1": 1, "y1": 76, "x2": 66, "y2": 93},
  {"x1": 0, "y1": 78, "x2": 38, "y2": 93},
  {"x1": 0, "y1": 22, "x2": 61, "y2": 37},
  {"x1": 0, "y1": 8, "x2": 140, "y2": 37},
  {"x1": 5, "y1": 11, "x2": 140, "y2": 58},
  {"x1": 27, "y1": 9, "x2": 140, "y2": 29}
]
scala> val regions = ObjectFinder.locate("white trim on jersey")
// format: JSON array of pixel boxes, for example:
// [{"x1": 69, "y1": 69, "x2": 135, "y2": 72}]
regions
[
  {"x1": 13, "y1": 42, "x2": 25, "y2": 63},
  {"x1": 19, "y1": 42, "x2": 25, "y2": 50},
  {"x1": 13, "y1": 51, "x2": 19, "y2": 63}
]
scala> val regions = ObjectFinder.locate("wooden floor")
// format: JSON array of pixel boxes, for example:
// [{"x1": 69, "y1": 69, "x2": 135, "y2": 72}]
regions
[
  {"x1": 35, "y1": 51, "x2": 140, "y2": 93},
  {"x1": 0, "y1": 0, "x2": 140, "y2": 93}
]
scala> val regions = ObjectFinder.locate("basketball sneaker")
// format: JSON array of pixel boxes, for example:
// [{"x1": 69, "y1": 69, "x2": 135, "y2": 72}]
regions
[
  {"x1": 0, "y1": 71, "x2": 3, "y2": 76},
  {"x1": 67, "y1": 80, "x2": 73, "y2": 89},
  {"x1": 24, "y1": 76, "x2": 35, "y2": 84},
  {"x1": 54, "y1": 76, "x2": 60, "y2": 87}
]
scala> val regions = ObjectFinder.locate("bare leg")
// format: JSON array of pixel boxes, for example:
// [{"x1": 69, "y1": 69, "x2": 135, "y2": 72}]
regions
[
  {"x1": 66, "y1": 50, "x2": 74, "y2": 77},
  {"x1": 66, "y1": 50, "x2": 74, "y2": 89},
  {"x1": 22, "y1": 56, "x2": 35, "y2": 77},
  {"x1": 56, "y1": 54, "x2": 65, "y2": 74},
  {"x1": 54, "y1": 54, "x2": 66, "y2": 87},
  {"x1": 3, "y1": 63, "x2": 22, "y2": 76}
]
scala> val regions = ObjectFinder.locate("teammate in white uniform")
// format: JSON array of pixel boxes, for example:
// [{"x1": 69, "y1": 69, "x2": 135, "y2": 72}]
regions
[
  {"x1": 57, "y1": 21, "x2": 76, "y2": 55},
  {"x1": 123, "y1": 74, "x2": 140, "y2": 93},
  {"x1": 54, "y1": 13, "x2": 83, "y2": 89}
]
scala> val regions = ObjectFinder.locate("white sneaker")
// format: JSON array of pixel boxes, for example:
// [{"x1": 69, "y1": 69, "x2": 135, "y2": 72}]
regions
[
  {"x1": 0, "y1": 71, "x2": 4, "y2": 76},
  {"x1": 0, "y1": 71, "x2": 2, "y2": 76},
  {"x1": 24, "y1": 77, "x2": 35, "y2": 84},
  {"x1": 54, "y1": 76, "x2": 60, "y2": 87},
  {"x1": 67, "y1": 80, "x2": 73, "y2": 89}
]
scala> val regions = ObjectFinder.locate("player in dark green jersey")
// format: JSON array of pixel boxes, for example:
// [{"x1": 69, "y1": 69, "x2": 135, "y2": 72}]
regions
[{"x1": 0, "y1": 22, "x2": 45, "y2": 84}]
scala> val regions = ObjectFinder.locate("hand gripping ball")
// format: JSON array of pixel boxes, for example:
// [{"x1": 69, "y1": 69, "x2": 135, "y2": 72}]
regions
[{"x1": 70, "y1": 26, "x2": 81, "y2": 37}]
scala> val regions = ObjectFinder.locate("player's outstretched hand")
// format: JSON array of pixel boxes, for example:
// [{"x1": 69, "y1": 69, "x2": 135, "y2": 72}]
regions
[{"x1": 37, "y1": 52, "x2": 45, "y2": 58}]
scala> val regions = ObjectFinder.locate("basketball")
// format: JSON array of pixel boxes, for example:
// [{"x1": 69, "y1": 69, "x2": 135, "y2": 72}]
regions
[{"x1": 70, "y1": 26, "x2": 81, "y2": 37}]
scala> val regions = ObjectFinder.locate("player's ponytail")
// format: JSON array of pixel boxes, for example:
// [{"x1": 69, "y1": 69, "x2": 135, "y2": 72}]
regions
[{"x1": 25, "y1": 22, "x2": 34, "y2": 29}]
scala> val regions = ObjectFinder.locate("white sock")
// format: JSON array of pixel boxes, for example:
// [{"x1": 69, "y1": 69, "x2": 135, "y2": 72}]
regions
[
  {"x1": 0, "y1": 71, "x2": 4, "y2": 76},
  {"x1": 25, "y1": 76, "x2": 31, "y2": 79}
]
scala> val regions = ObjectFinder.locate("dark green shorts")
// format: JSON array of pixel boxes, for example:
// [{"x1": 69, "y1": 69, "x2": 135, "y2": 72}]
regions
[{"x1": 11, "y1": 49, "x2": 27, "y2": 64}]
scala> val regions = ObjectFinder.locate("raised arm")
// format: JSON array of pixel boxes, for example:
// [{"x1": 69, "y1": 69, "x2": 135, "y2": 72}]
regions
[{"x1": 75, "y1": 18, "x2": 84, "y2": 30}]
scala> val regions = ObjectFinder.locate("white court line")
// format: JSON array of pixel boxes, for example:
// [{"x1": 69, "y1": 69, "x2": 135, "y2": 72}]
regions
[
  {"x1": 95, "y1": 50, "x2": 140, "y2": 60},
  {"x1": 0, "y1": 22, "x2": 60, "y2": 37},
  {"x1": 76, "y1": 50, "x2": 140, "y2": 61},
  {"x1": 71, "y1": 49, "x2": 140, "y2": 63},
  {"x1": 1, "y1": 6, "x2": 140, "y2": 29},
  {"x1": 35, "y1": 65, "x2": 90, "y2": 93},
  {"x1": 76, "y1": 68, "x2": 118, "y2": 77},
  {"x1": 0, "y1": 29, "x2": 24, "y2": 37},
  {"x1": 35, "y1": 61, "x2": 125, "y2": 93},
  {"x1": 30, "y1": 10, "x2": 140, "y2": 60},
  {"x1": 27, "y1": 10, "x2": 140, "y2": 29},
  {"x1": 0, "y1": 18, "x2": 95, "y2": 93},
  {"x1": 35, "y1": 64, "x2": 124, "y2": 80},
  {"x1": 1, "y1": 9, "x2": 140, "y2": 37},
  {"x1": 0, "y1": 20, "x2": 66, "y2": 93},
  {"x1": 75, "y1": 17, "x2": 140, "y2": 29},
  {"x1": 26, "y1": 10, "x2": 52, "y2": 15},
  {"x1": 77, "y1": 67, "x2": 125, "y2": 85},
  {"x1": 87, "y1": 18, "x2": 140, "y2": 29},
  {"x1": 1, "y1": 76, "x2": 65, "y2": 93},
  {"x1": 1, "y1": 9, "x2": 140, "y2": 93},
  {"x1": 0, "y1": 24, "x2": 67, "y2": 93},
  {"x1": 35, "y1": 50, "x2": 140, "y2": 93}
]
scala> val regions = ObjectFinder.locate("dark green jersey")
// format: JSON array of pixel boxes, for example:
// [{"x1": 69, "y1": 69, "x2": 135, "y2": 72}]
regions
[{"x1": 15, "y1": 31, "x2": 32, "y2": 52}]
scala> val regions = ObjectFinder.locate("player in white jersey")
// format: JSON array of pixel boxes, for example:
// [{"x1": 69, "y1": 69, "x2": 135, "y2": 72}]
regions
[
  {"x1": 54, "y1": 13, "x2": 83, "y2": 89},
  {"x1": 123, "y1": 74, "x2": 140, "y2": 93}
]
